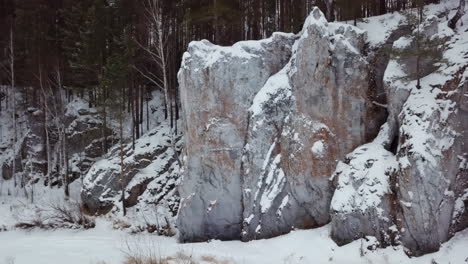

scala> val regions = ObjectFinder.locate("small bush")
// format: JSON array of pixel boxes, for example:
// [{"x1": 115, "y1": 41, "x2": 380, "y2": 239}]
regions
[
  {"x1": 123, "y1": 215, "x2": 176, "y2": 237},
  {"x1": 15, "y1": 202, "x2": 95, "y2": 230}
]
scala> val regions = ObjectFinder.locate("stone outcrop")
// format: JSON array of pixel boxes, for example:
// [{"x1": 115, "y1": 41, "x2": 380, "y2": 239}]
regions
[
  {"x1": 241, "y1": 11, "x2": 385, "y2": 240},
  {"x1": 393, "y1": 66, "x2": 468, "y2": 255},
  {"x1": 178, "y1": 6, "x2": 468, "y2": 256},
  {"x1": 177, "y1": 32, "x2": 296, "y2": 242},
  {"x1": 330, "y1": 123, "x2": 398, "y2": 246},
  {"x1": 0, "y1": 97, "x2": 114, "y2": 186},
  {"x1": 177, "y1": 8, "x2": 386, "y2": 242},
  {"x1": 64, "y1": 99, "x2": 115, "y2": 183},
  {"x1": 81, "y1": 125, "x2": 182, "y2": 218},
  {"x1": 330, "y1": 14, "x2": 468, "y2": 256}
]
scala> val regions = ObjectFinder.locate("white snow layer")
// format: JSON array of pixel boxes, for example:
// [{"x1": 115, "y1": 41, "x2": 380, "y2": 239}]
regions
[
  {"x1": 1, "y1": 223, "x2": 468, "y2": 264},
  {"x1": 331, "y1": 141, "x2": 397, "y2": 215},
  {"x1": 180, "y1": 32, "x2": 294, "y2": 72}
]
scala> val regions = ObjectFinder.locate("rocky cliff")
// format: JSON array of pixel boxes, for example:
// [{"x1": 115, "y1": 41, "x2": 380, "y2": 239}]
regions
[
  {"x1": 178, "y1": 6, "x2": 468, "y2": 255},
  {"x1": 0, "y1": 93, "x2": 182, "y2": 231},
  {"x1": 0, "y1": 97, "x2": 113, "y2": 187}
]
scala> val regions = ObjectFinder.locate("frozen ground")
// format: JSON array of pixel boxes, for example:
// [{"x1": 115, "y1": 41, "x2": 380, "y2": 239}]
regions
[
  {"x1": 0, "y1": 221, "x2": 468, "y2": 264},
  {"x1": 1, "y1": 181, "x2": 467, "y2": 264}
]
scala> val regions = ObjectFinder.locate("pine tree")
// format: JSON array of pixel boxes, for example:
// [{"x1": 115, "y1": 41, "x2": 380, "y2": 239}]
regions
[{"x1": 390, "y1": 7, "x2": 447, "y2": 89}]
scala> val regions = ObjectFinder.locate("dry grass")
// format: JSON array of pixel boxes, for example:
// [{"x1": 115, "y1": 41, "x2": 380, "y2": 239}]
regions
[
  {"x1": 200, "y1": 255, "x2": 233, "y2": 264},
  {"x1": 123, "y1": 251, "x2": 235, "y2": 264},
  {"x1": 123, "y1": 251, "x2": 196, "y2": 264},
  {"x1": 122, "y1": 251, "x2": 234, "y2": 264},
  {"x1": 114, "y1": 211, "x2": 176, "y2": 237},
  {"x1": 122, "y1": 235, "x2": 232, "y2": 264},
  {"x1": 15, "y1": 201, "x2": 95, "y2": 230}
]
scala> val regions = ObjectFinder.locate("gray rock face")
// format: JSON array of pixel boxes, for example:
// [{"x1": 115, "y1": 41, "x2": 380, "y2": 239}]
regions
[
  {"x1": 65, "y1": 103, "x2": 115, "y2": 182},
  {"x1": 81, "y1": 126, "x2": 181, "y2": 217},
  {"x1": 1, "y1": 107, "x2": 48, "y2": 184},
  {"x1": 178, "y1": 8, "x2": 385, "y2": 242},
  {"x1": 0, "y1": 98, "x2": 114, "y2": 187},
  {"x1": 328, "y1": 20, "x2": 415, "y2": 248},
  {"x1": 330, "y1": 14, "x2": 468, "y2": 255},
  {"x1": 395, "y1": 69, "x2": 468, "y2": 255},
  {"x1": 242, "y1": 11, "x2": 385, "y2": 240},
  {"x1": 177, "y1": 33, "x2": 296, "y2": 242}
]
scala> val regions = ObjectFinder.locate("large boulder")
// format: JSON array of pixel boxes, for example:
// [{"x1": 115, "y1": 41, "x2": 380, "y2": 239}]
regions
[{"x1": 382, "y1": 17, "x2": 468, "y2": 255}]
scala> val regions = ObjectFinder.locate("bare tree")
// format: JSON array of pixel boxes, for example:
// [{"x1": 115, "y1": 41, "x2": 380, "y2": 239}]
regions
[
  {"x1": 8, "y1": 24, "x2": 18, "y2": 188},
  {"x1": 56, "y1": 67, "x2": 70, "y2": 198},
  {"x1": 43, "y1": 67, "x2": 70, "y2": 198},
  {"x1": 326, "y1": 0, "x2": 336, "y2": 21},
  {"x1": 136, "y1": 0, "x2": 170, "y2": 124},
  {"x1": 119, "y1": 99, "x2": 126, "y2": 216},
  {"x1": 38, "y1": 69, "x2": 52, "y2": 186}
]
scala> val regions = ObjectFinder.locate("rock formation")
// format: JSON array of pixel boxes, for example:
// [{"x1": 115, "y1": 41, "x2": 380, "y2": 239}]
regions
[
  {"x1": 332, "y1": 14, "x2": 468, "y2": 256},
  {"x1": 81, "y1": 126, "x2": 182, "y2": 218},
  {"x1": 178, "y1": 7, "x2": 468, "y2": 256},
  {"x1": 177, "y1": 8, "x2": 385, "y2": 242},
  {"x1": 177, "y1": 31, "x2": 296, "y2": 242}
]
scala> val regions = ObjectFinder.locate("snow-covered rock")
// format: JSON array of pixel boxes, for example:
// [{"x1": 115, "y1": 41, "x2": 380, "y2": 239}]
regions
[
  {"x1": 381, "y1": 12, "x2": 468, "y2": 255},
  {"x1": 177, "y1": 3, "x2": 468, "y2": 255},
  {"x1": 81, "y1": 125, "x2": 181, "y2": 222},
  {"x1": 394, "y1": 65, "x2": 468, "y2": 256},
  {"x1": 330, "y1": 124, "x2": 398, "y2": 246},
  {"x1": 0, "y1": 97, "x2": 114, "y2": 187},
  {"x1": 178, "y1": 8, "x2": 385, "y2": 242},
  {"x1": 177, "y1": 31, "x2": 296, "y2": 242}
]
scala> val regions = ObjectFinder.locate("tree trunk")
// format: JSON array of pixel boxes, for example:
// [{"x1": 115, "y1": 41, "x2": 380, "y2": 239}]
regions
[
  {"x1": 119, "y1": 107, "x2": 126, "y2": 216},
  {"x1": 10, "y1": 25, "x2": 17, "y2": 188},
  {"x1": 102, "y1": 105, "x2": 108, "y2": 153},
  {"x1": 146, "y1": 91, "x2": 150, "y2": 131},
  {"x1": 449, "y1": 0, "x2": 466, "y2": 29},
  {"x1": 326, "y1": 0, "x2": 335, "y2": 22},
  {"x1": 39, "y1": 70, "x2": 52, "y2": 186}
]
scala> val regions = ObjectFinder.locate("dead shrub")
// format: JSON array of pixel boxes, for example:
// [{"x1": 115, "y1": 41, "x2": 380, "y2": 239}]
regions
[
  {"x1": 123, "y1": 235, "x2": 197, "y2": 264},
  {"x1": 15, "y1": 201, "x2": 95, "y2": 230}
]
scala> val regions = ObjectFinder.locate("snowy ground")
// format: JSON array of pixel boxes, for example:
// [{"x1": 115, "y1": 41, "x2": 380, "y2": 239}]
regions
[
  {"x1": 2, "y1": 183, "x2": 467, "y2": 264},
  {"x1": 1, "y1": 181, "x2": 468, "y2": 263},
  {"x1": 0, "y1": 221, "x2": 467, "y2": 264}
]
